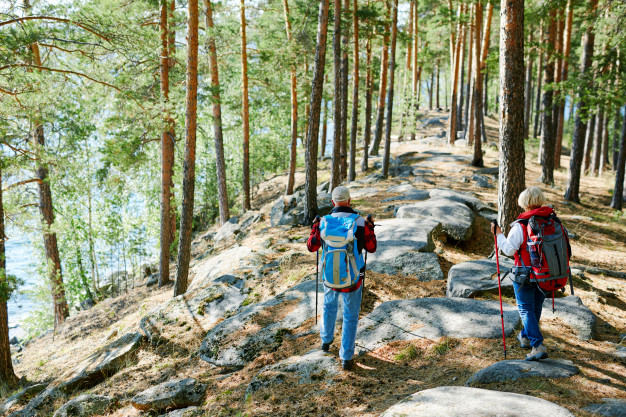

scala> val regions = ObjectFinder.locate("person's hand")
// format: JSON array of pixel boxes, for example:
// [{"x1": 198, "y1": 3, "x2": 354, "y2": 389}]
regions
[{"x1": 490, "y1": 222, "x2": 502, "y2": 236}]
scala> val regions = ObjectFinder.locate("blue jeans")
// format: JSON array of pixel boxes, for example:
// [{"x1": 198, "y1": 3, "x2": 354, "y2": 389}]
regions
[
  {"x1": 320, "y1": 284, "x2": 363, "y2": 361},
  {"x1": 513, "y1": 281, "x2": 546, "y2": 348}
]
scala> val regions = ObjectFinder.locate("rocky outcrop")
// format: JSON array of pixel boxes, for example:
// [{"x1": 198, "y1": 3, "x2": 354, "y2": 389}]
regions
[
  {"x1": 380, "y1": 386, "x2": 574, "y2": 417},
  {"x1": 447, "y1": 258, "x2": 515, "y2": 298},
  {"x1": 189, "y1": 246, "x2": 266, "y2": 292},
  {"x1": 0, "y1": 384, "x2": 47, "y2": 415},
  {"x1": 270, "y1": 192, "x2": 334, "y2": 227},
  {"x1": 356, "y1": 298, "x2": 520, "y2": 353},
  {"x1": 131, "y1": 378, "x2": 207, "y2": 412},
  {"x1": 214, "y1": 211, "x2": 263, "y2": 247},
  {"x1": 52, "y1": 394, "x2": 114, "y2": 417},
  {"x1": 542, "y1": 295, "x2": 596, "y2": 340},
  {"x1": 397, "y1": 198, "x2": 475, "y2": 241},
  {"x1": 466, "y1": 359, "x2": 579, "y2": 385},
  {"x1": 583, "y1": 398, "x2": 626, "y2": 417}
]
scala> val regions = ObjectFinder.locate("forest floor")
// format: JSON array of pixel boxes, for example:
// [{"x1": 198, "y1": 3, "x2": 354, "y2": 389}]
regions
[{"x1": 3, "y1": 110, "x2": 625, "y2": 416}]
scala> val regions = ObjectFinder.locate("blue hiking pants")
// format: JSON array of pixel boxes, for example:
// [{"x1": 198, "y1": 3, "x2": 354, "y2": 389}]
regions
[
  {"x1": 320, "y1": 284, "x2": 363, "y2": 361},
  {"x1": 513, "y1": 281, "x2": 546, "y2": 348}
]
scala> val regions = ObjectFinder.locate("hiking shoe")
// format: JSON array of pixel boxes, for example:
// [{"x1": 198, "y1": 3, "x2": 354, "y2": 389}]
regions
[
  {"x1": 341, "y1": 360, "x2": 353, "y2": 371},
  {"x1": 517, "y1": 333, "x2": 531, "y2": 349},
  {"x1": 525, "y1": 345, "x2": 548, "y2": 361},
  {"x1": 321, "y1": 342, "x2": 331, "y2": 352}
]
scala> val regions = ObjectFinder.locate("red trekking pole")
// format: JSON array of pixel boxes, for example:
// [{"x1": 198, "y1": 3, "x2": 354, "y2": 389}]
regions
[{"x1": 492, "y1": 220, "x2": 508, "y2": 360}]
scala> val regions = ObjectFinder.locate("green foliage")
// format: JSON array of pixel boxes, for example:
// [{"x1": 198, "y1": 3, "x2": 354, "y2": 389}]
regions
[
  {"x1": 21, "y1": 281, "x2": 54, "y2": 339},
  {"x1": 0, "y1": 271, "x2": 24, "y2": 302}
]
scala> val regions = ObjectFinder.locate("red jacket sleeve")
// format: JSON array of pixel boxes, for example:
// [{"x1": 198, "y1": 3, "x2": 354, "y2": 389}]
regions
[
  {"x1": 307, "y1": 223, "x2": 322, "y2": 252},
  {"x1": 364, "y1": 222, "x2": 377, "y2": 253}
]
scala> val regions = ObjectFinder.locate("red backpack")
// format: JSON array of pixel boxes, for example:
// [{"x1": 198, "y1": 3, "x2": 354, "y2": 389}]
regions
[{"x1": 520, "y1": 213, "x2": 573, "y2": 294}]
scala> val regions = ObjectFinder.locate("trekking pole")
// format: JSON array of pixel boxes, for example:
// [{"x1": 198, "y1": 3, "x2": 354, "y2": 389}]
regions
[
  {"x1": 314, "y1": 215, "x2": 321, "y2": 325},
  {"x1": 492, "y1": 220, "x2": 508, "y2": 360}
]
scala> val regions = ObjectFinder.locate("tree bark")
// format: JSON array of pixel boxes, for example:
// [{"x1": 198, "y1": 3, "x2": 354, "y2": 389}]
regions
[
  {"x1": 498, "y1": 0, "x2": 525, "y2": 232},
  {"x1": 340, "y1": 0, "x2": 349, "y2": 180},
  {"x1": 283, "y1": 0, "x2": 299, "y2": 195},
  {"x1": 551, "y1": 9, "x2": 564, "y2": 162},
  {"x1": 591, "y1": 105, "x2": 604, "y2": 176},
  {"x1": 321, "y1": 98, "x2": 329, "y2": 158},
  {"x1": 240, "y1": 0, "x2": 251, "y2": 209},
  {"x1": 382, "y1": 0, "x2": 398, "y2": 178},
  {"x1": 471, "y1": 0, "x2": 484, "y2": 167},
  {"x1": 614, "y1": 106, "x2": 622, "y2": 168},
  {"x1": 348, "y1": 0, "x2": 359, "y2": 181},
  {"x1": 331, "y1": 0, "x2": 342, "y2": 187},
  {"x1": 583, "y1": 114, "x2": 596, "y2": 172},
  {"x1": 523, "y1": 32, "x2": 533, "y2": 140},
  {"x1": 564, "y1": 0, "x2": 598, "y2": 202},
  {"x1": 29, "y1": 42, "x2": 69, "y2": 327},
  {"x1": 600, "y1": 110, "x2": 610, "y2": 176},
  {"x1": 168, "y1": 0, "x2": 177, "y2": 247},
  {"x1": 410, "y1": 0, "x2": 419, "y2": 141},
  {"x1": 361, "y1": 36, "x2": 373, "y2": 170},
  {"x1": 610, "y1": 110, "x2": 626, "y2": 210},
  {"x1": 304, "y1": 0, "x2": 331, "y2": 224},
  {"x1": 0, "y1": 163, "x2": 18, "y2": 387},
  {"x1": 159, "y1": 0, "x2": 174, "y2": 287},
  {"x1": 436, "y1": 59, "x2": 440, "y2": 109},
  {"x1": 370, "y1": 9, "x2": 390, "y2": 156},
  {"x1": 174, "y1": 0, "x2": 199, "y2": 296},
  {"x1": 540, "y1": 9, "x2": 557, "y2": 185},
  {"x1": 459, "y1": 24, "x2": 468, "y2": 132},
  {"x1": 447, "y1": 4, "x2": 464, "y2": 146},
  {"x1": 533, "y1": 24, "x2": 544, "y2": 138},
  {"x1": 555, "y1": 0, "x2": 573, "y2": 168}
]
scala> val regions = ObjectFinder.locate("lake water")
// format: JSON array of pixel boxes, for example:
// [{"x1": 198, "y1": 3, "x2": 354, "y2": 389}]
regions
[{"x1": 6, "y1": 232, "x2": 37, "y2": 340}]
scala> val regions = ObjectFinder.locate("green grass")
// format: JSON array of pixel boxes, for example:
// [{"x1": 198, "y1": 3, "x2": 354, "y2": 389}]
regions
[{"x1": 395, "y1": 343, "x2": 420, "y2": 362}]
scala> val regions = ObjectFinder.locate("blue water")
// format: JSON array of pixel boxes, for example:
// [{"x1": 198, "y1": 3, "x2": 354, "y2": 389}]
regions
[{"x1": 5, "y1": 232, "x2": 37, "y2": 340}]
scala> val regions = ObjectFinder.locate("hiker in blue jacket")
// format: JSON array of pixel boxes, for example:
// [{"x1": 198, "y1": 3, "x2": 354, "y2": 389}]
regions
[{"x1": 307, "y1": 186, "x2": 377, "y2": 370}]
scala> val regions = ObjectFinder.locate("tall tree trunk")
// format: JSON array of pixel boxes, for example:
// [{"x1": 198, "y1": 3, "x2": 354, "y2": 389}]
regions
[
  {"x1": 159, "y1": 0, "x2": 174, "y2": 287},
  {"x1": 362, "y1": 36, "x2": 373, "y2": 170},
  {"x1": 0, "y1": 163, "x2": 18, "y2": 387},
  {"x1": 600, "y1": 110, "x2": 610, "y2": 175},
  {"x1": 321, "y1": 98, "x2": 329, "y2": 158},
  {"x1": 283, "y1": 0, "x2": 299, "y2": 195},
  {"x1": 340, "y1": 0, "x2": 349, "y2": 180},
  {"x1": 591, "y1": 105, "x2": 604, "y2": 176},
  {"x1": 382, "y1": 0, "x2": 398, "y2": 178},
  {"x1": 551, "y1": 10, "x2": 564, "y2": 162},
  {"x1": 331, "y1": 0, "x2": 342, "y2": 187},
  {"x1": 436, "y1": 59, "x2": 440, "y2": 109},
  {"x1": 370, "y1": 11, "x2": 390, "y2": 156},
  {"x1": 348, "y1": 0, "x2": 359, "y2": 181},
  {"x1": 240, "y1": 0, "x2": 251, "y2": 209},
  {"x1": 583, "y1": 114, "x2": 596, "y2": 172},
  {"x1": 203, "y1": 0, "x2": 230, "y2": 224},
  {"x1": 523, "y1": 32, "x2": 534, "y2": 140},
  {"x1": 610, "y1": 110, "x2": 626, "y2": 210},
  {"x1": 174, "y1": 0, "x2": 199, "y2": 296},
  {"x1": 533, "y1": 24, "x2": 544, "y2": 138},
  {"x1": 471, "y1": 0, "x2": 484, "y2": 167},
  {"x1": 398, "y1": 0, "x2": 414, "y2": 139},
  {"x1": 29, "y1": 42, "x2": 69, "y2": 327},
  {"x1": 409, "y1": 0, "x2": 419, "y2": 141},
  {"x1": 555, "y1": 0, "x2": 573, "y2": 168},
  {"x1": 168, "y1": 0, "x2": 177, "y2": 246},
  {"x1": 429, "y1": 68, "x2": 434, "y2": 109},
  {"x1": 463, "y1": 20, "x2": 472, "y2": 133},
  {"x1": 498, "y1": 0, "x2": 525, "y2": 232},
  {"x1": 459, "y1": 25, "x2": 468, "y2": 132},
  {"x1": 540, "y1": 9, "x2": 557, "y2": 185},
  {"x1": 614, "y1": 106, "x2": 622, "y2": 168},
  {"x1": 447, "y1": 4, "x2": 464, "y2": 146},
  {"x1": 304, "y1": 0, "x2": 331, "y2": 224},
  {"x1": 564, "y1": 0, "x2": 598, "y2": 202}
]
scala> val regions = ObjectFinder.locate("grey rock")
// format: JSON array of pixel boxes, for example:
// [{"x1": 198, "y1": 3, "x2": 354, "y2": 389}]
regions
[
  {"x1": 397, "y1": 151, "x2": 420, "y2": 160},
  {"x1": 79, "y1": 298, "x2": 94, "y2": 311},
  {"x1": 199, "y1": 280, "x2": 339, "y2": 367},
  {"x1": 146, "y1": 274, "x2": 159, "y2": 287},
  {"x1": 270, "y1": 196, "x2": 298, "y2": 227},
  {"x1": 472, "y1": 174, "x2": 493, "y2": 188},
  {"x1": 412, "y1": 168, "x2": 434, "y2": 175},
  {"x1": 131, "y1": 378, "x2": 207, "y2": 412},
  {"x1": 214, "y1": 211, "x2": 263, "y2": 246},
  {"x1": 380, "y1": 386, "x2": 574, "y2": 417},
  {"x1": 1, "y1": 384, "x2": 47, "y2": 415},
  {"x1": 474, "y1": 167, "x2": 499, "y2": 176},
  {"x1": 53, "y1": 394, "x2": 113, "y2": 417},
  {"x1": 56, "y1": 332, "x2": 143, "y2": 393},
  {"x1": 583, "y1": 398, "x2": 626, "y2": 417},
  {"x1": 412, "y1": 176, "x2": 435, "y2": 185},
  {"x1": 278, "y1": 207, "x2": 304, "y2": 226},
  {"x1": 476, "y1": 207, "x2": 498, "y2": 222},
  {"x1": 361, "y1": 173, "x2": 386, "y2": 183},
  {"x1": 316, "y1": 192, "x2": 334, "y2": 215},
  {"x1": 454, "y1": 139, "x2": 468, "y2": 147},
  {"x1": 384, "y1": 205, "x2": 396, "y2": 213},
  {"x1": 396, "y1": 198, "x2": 475, "y2": 241},
  {"x1": 447, "y1": 258, "x2": 515, "y2": 298},
  {"x1": 356, "y1": 298, "x2": 520, "y2": 352},
  {"x1": 543, "y1": 295, "x2": 596, "y2": 340},
  {"x1": 317, "y1": 181, "x2": 330, "y2": 193},
  {"x1": 140, "y1": 283, "x2": 246, "y2": 340},
  {"x1": 246, "y1": 350, "x2": 340, "y2": 396},
  {"x1": 420, "y1": 117, "x2": 445, "y2": 128},
  {"x1": 161, "y1": 407, "x2": 202, "y2": 417},
  {"x1": 567, "y1": 230, "x2": 579, "y2": 240},
  {"x1": 369, "y1": 252, "x2": 443, "y2": 281},
  {"x1": 350, "y1": 187, "x2": 380, "y2": 198},
  {"x1": 189, "y1": 246, "x2": 264, "y2": 292},
  {"x1": 382, "y1": 189, "x2": 430, "y2": 203},
  {"x1": 9, "y1": 336, "x2": 18, "y2": 345},
  {"x1": 466, "y1": 359, "x2": 579, "y2": 385},
  {"x1": 612, "y1": 344, "x2": 626, "y2": 360},
  {"x1": 8, "y1": 386, "x2": 61, "y2": 417},
  {"x1": 387, "y1": 184, "x2": 416, "y2": 194},
  {"x1": 428, "y1": 188, "x2": 487, "y2": 212}
]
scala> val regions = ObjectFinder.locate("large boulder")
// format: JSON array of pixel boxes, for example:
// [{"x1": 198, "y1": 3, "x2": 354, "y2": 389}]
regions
[
  {"x1": 161, "y1": 407, "x2": 202, "y2": 417},
  {"x1": 382, "y1": 189, "x2": 431, "y2": 203},
  {"x1": 466, "y1": 359, "x2": 579, "y2": 385},
  {"x1": 270, "y1": 193, "x2": 335, "y2": 226},
  {"x1": 583, "y1": 398, "x2": 626, "y2": 417},
  {"x1": 1, "y1": 384, "x2": 47, "y2": 415},
  {"x1": 53, "y1": 394, "x2": 114, "y2": 417},
  {"x1": 56, "y1": 332, "x2": 144, "y2": 393},
  {"x1": 447, "y1": 258, "x2": 515, "y2": 298},
  {"x1": 140, "y1": 282, "x2": 247, "y2": 340},
  {"x1": 356, "y1": 297, "x2": 520, "y2": 352},
  {"x1": 369, "y1": 252, "x2": 443, "y2": 281},
  {"x1": 349, "y1": 187, "x2": 380, "y2": 198},
  {"x1": 380, "y1": 386, "x2": 574, "y2": 417},
  {"x1": 131, "y1": 378, "x2": 207, "y2": 412},
  {"x1": 428, "y1": 188, "x2": 487, "y2": 212},
  {"x1": 214, "y1": 211, "x2": 263, "y2": 246},
  {"x1": 189, "y1": 246, "x2": 265, "y2": 292},
  {"x1": 542, "y1": 295, "x2": 596, "y2": 340},
  {"x1": 366, "y1": 219, "x2": 442, "y2": 277},
  {"x1": 199, "y1": 279, "x2": 337, "y2": 367},
  {"x1": 246, "y1": 350, "x2": 340, "y2": 397},
  {"x1": 396, "y1": 198, "x2": 475, "y2": 241},
  {"x1": 8, "y1": 386, "x2": 61, "y2": 417}
]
